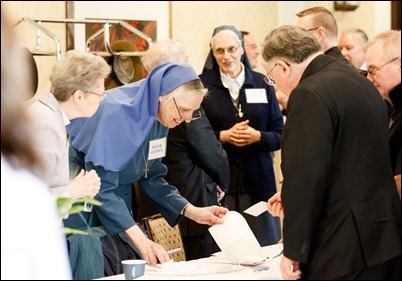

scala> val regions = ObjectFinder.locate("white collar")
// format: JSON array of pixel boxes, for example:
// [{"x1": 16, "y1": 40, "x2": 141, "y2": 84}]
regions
[
  {"x1": 220, "y1": 63, "x2": 245, "y2": 90},
  {"x1": 60, "y1": 108, "x2": 70, "y2": 126}
]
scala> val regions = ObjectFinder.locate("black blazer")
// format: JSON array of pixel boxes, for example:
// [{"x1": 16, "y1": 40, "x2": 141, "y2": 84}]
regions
[
  {"x1": 281, "y1": 55, "x2": 401, "y2": 279},
  {"x1": 162, "y1": 107, "x2": 230, "y2": 237}
]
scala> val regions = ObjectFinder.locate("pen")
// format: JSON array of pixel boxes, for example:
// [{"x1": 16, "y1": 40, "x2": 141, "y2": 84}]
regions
[{"x1": 166, "y1": 247, "x2": 181, "y2": 255}]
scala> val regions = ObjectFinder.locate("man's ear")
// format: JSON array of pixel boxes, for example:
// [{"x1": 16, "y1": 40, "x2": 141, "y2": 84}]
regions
[{"x1": 278, "y1": 61, "x2": 291, "y2": 78}]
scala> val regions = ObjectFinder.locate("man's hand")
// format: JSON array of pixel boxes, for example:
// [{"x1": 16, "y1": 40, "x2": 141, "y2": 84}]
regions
[{"x1": 267, "y1": 191, "x2": 284, "y2": 219}]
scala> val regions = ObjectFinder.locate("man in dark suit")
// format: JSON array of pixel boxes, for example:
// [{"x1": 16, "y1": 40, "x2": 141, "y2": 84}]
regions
[
  {"x1": 163, "y1": 106, "x2": 229, "y2": 260},
  {"x1": 296, "y1": 6, "x2": 351, "y2": 65},
  {"x1": 262, "y1": 26, "x2": 401, "y2": 280}
]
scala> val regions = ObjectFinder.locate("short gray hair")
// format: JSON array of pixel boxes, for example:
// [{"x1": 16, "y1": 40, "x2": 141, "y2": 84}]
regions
[
  {"x1": 366, "y1": 30, "x2": 401, "y2": 62},
  {"x1": 50, "y1": 50, "x2": 111, "y2": 101},
  {"x1": 262, "y1": 25, "x2": 321, "y2": 64},
  {"x1": 341, "y1": 28, "x2": 368, "y2": 46},
  {"x1": 141, "y1": 39, "x2": 187, "y2": 72}
]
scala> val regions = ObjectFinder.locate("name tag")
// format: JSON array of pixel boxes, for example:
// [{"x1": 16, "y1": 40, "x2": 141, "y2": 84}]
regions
[
  {"x1": 148, "y1": 137, "x2": 167, "y2": 160},
  {"x1": 245, "y1": 88, "x2": 268, "y2": 103}
]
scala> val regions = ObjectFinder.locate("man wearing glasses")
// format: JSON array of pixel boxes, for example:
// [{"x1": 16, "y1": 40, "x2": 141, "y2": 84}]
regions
[
  {"x1": 365, "y1": 30, "x2": 401, "y2": 199},
  {"x1": 262, "y1": 26, "x2": 400, "y2": 280},
  {"x1": 296, "y1": 6, "x2": 350, "y2": 65}
]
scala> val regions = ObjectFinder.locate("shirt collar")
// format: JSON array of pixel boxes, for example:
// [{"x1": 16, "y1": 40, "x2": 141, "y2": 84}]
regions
[
  {"x1": 60, "y1": 107, "x2": 70, "y2": 126},
  {"x1": 220, "y1": 63, "x2": 245, "y2": 89}
]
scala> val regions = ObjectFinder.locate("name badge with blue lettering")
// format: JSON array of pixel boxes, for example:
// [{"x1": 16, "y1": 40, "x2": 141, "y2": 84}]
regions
[
  {"x1": 148, "y1": 137, "x2": 167, "y2": 160},
  {"x1": 245, "y1": 88, "x2": 268, "y2": 103}
]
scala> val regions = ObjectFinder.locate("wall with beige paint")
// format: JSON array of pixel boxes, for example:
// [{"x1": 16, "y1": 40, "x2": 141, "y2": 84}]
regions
[
  {"x1": 2, "y1": 1, "x2": 66, "y2": 97},
  {"x1": 171, "y1": 1, "x2": 278, "y2": 74},
  {"x1": 2, "y1": 1, "x2": 394, "y2": 96},
  {"x1": 172, "y1": 1, "x2": 392, "y2": 74}
]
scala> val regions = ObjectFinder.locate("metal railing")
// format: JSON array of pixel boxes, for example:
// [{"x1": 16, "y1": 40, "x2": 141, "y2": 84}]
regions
[{"x1": 15, "y1": 17, "x2": 153, "y2": 60}]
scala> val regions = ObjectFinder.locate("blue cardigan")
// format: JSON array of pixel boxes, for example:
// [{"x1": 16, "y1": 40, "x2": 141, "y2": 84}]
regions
[{"x1": 65, "y1": 122, "x2": 188, "y2": 236}]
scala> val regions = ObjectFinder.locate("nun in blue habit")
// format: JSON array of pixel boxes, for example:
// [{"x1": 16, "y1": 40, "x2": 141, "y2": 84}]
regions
[{"x1": 65, "y1": 62, "x2": 228, "y2": 265}]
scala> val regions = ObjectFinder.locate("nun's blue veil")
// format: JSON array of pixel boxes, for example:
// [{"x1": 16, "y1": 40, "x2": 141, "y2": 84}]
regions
[
  {"x1": 202, "y1": 25, "x2": 252, "y2": 73},
  {"x1": 68, "y1": 62, "x2": 199, "y2": 172}
]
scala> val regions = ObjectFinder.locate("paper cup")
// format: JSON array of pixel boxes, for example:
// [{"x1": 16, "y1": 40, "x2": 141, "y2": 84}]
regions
[{"x1": 121, "y1": 259, "x2": 146, "y2": 279}]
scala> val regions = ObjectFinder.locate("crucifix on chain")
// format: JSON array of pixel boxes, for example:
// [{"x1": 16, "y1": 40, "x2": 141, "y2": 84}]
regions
[{"x1": 143, "y1": 166, "x2": 149, "y2": 178}]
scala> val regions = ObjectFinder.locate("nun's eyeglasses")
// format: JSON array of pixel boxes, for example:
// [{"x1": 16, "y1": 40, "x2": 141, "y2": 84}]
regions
[
  {"x1": 213, "y1": 45, "x2": 240, "y2": 56},
  {"x1": 173, "y1": 98, "x2": 202, "y2": 122}
]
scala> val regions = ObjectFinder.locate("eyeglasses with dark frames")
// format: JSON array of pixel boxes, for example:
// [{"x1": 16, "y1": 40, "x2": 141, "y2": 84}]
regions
[
  {"x1": 264, "y1": 64, "x2": 278, "y2": 86},
  {"x1": 172, "y1": 97, "x2": 202, "y2": 123},
  {"x1": 367, "y1": 57, "x2": 400, "y2": 77},
  {"x1": 263, "y1": 61, "x2": 291, "y2": 86}
]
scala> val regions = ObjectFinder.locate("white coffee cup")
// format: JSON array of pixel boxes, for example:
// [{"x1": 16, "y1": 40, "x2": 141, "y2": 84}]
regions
[{"x1": 121, "y1": 259, "x2": 146, "y2": 280}]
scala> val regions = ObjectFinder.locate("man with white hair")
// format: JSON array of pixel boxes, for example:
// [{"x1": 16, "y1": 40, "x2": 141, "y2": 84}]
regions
[
  {"x1": 365, "y1": 30, "x2": 401, "y2": 198},
  {"x1": 339, "y1": 28, "x2": 368, "y2": 70}
]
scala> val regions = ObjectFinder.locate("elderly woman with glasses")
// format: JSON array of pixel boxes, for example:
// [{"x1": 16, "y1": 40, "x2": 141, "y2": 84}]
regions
[
  {"x1": 65, "y1": 62, "x2": 228, "y2": 270},
  {"x1": 26, "y1": 50, "x2": 111, "y2": 200},
  {"x1": 199, "y1": 25, "x2": 284, "y2": 247}
]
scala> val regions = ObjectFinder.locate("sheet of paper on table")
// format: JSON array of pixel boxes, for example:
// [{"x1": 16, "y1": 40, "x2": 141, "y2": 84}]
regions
[{"x1": 208, "y1": 211, "x2": 266, "y2": 265}]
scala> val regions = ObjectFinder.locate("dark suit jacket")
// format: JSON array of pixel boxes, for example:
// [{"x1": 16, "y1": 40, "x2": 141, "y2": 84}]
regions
[
  {"x1": 162, "y1": 107, "x2": 230, "y2": 237},
  {"x1": 388, "y1": 83, "x2": 401, "y2": 176},
  {"x1": 325, "y1": 46, "x2": 351, "y2": 66},
  {"x1": 281, "y1": 54, "x2": 401, "y2": 279}
]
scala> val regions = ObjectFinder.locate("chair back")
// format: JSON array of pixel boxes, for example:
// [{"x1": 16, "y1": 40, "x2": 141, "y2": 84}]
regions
[{"x1": 142, "y1": 213, "x2": 186, "y2": 261}]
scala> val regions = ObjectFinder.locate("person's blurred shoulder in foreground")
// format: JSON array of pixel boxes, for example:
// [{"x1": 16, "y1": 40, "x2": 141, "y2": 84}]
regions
[{"x1": 1, "y1": 7, "x2": 72, "y2": 279}]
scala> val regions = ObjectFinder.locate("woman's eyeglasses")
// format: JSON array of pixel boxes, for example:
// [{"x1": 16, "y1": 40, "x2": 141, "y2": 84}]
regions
[
  {"x1": 86, "y1": 91, "x2": 106, "y2": 99},
  {"x1": 173, "y1": 97, "x2": 202, "y2": 122},
  {"x1": 213, "y1": 45, "x2": 240, "y2": 56}
]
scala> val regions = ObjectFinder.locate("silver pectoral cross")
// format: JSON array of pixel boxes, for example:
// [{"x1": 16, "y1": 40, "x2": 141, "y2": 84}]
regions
[
  {"x1": 238, "y1": 104, "x2": 244, "y2": 118},
  {"x1": 143, "y1": 166, "x2": 149, "y2": 178}
]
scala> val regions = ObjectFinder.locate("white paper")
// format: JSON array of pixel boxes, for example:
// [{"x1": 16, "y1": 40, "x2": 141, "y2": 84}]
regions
[
  {"x1": 153, "y1": 261, "x2": 243, "y2": 276},
  {"x1": 208, "y1": 211, "x2": 265, "y2": 265},
  {"x1": 243, "y1": 201, "x2": 268, "y2": 217}
]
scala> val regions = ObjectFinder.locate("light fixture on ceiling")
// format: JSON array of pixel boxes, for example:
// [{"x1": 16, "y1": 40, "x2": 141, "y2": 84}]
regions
[{"x1": 334, "y1": 1, "x2": 360, "y2": 11}]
